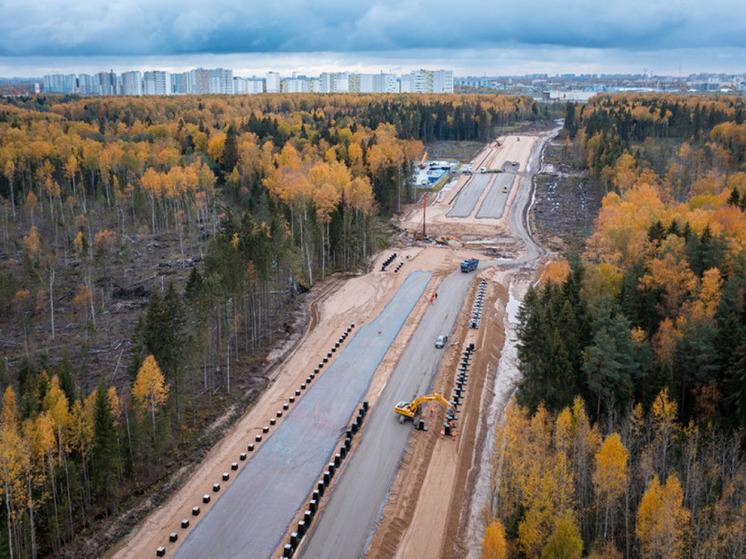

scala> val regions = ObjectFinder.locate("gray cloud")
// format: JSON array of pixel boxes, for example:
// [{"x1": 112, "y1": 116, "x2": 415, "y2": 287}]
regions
[{"x1": 1, "y1": 0, "x2": 745, "y2": 57}]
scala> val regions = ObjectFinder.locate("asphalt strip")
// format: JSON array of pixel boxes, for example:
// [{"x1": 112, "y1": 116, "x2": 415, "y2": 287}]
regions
[{"x1": 174, "y1": 270, "x2": 432, "y2": 559}]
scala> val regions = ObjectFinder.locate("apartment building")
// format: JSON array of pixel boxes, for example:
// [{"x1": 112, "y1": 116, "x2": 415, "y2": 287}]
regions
[
  {"x1": 143, "y1": 71, "x2": 170, "y2": 95},
  {"x1": 120, "y1": 71, "x2": 143, "y2": 95},
  {"x1": 209, "y1": 68, "x2": 233, "y2": 94},
  {"x1": 43, "y1": 73, "x2": 76, "y2": 94},
  {"x1": 266, "y1": 72, "x2": 281, "y2": 93},
  {"x1": 233, "y1": 77, "x2": 265, "y2": 94},
  {"x1": 96, "y1": 71, "x2": 118, "y2": 96},
  {"x1": 41, "y1": 68, "x2": 452, "y2": 96}
]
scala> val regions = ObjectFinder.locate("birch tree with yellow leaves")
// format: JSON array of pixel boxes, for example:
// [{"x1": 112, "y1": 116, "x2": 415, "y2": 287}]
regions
[{"x1": 132, "y1": 355, "x2": 169, "y2": 445}]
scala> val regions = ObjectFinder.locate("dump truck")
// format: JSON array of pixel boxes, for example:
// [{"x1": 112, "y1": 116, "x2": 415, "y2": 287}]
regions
[
  {"x1": 395, "y1": 393, "x2": 451, "y2": 423},
  {"x1": 461, "y1": 258, "x2": 479, "y2": 273}
]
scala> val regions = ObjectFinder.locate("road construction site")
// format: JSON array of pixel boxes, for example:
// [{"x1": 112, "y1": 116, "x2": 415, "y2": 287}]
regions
[{"x1": 111, "y1": 125, "x2": 558, "y2": 559}]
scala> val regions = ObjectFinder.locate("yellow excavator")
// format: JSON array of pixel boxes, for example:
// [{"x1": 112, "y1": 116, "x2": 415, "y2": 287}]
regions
[{"x1": 395, "y1": 393, "x2": 451, "y2": 423}]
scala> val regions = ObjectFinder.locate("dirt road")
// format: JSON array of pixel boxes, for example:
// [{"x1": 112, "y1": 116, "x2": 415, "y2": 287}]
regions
[
  {"x1": 366, "y1": 126, "x2": 557, "y2": 559},
  {"x1": 110, "y1": 125, "x2": 558, "y2": 559}
]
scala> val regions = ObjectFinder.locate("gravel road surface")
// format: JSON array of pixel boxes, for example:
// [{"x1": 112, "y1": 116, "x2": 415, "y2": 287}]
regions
[
  {"x1": 446, "y1": 174, "x2": 491, "y2": 218},
  {"x1": 299, "y1": 268, "x2": 475, "y2": 558},
  {"x1": 174, "y1": 271, "x2": 432, "y2": 559}
]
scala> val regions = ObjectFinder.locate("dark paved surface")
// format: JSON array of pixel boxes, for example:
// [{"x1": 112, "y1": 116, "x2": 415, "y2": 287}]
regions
[
  {"x1": 300, "y1": 269, "x2": 474, "y2": 559},
  {"x1": 446, "y1": 174, "x2": 491, "y2": 218},
  {"x1": 475, "y1": 173, "x2": 515, "y2": 219},
  {"x1": 174, "y1": 271, "x2": 432, "y2": 559}
]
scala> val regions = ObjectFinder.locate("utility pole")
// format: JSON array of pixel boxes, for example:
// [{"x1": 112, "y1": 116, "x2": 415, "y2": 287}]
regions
[{"x1": 422, "y1": 192, "x2": 426, "y2": 240}]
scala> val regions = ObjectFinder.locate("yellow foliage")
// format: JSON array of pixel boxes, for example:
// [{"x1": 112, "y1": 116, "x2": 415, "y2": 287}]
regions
[
  {"x1": 482, "y1": 520, "x2": 507, "y2": 559},
  {"x1": 541, "y1": 511, "x2": 583, "y2": 559},
  {"x1": 207, "y1": 133, "x2": 226, "y2": 163},
  {"x1": 636, "y1": 474, "x2": 690, "y2": 559},
  {"x1": 640, "y1": 253, "x2": 697, "y2": 319},
  {"x1": 580, "y1": 262, "x2": 623, "y2": 309},
  {"x1": 540, "y1": 260, "x2": 571, "y2": 287},
  {"x1": 652, "y1": 387, "x2": 678, "y2": 429},
  {"x1": 132, "y1": 355, "x2": 169, "y2": 440},
  {"x1": 593, "y1": 433, "x2": 628, "y2": 502},
  {"x1": 23, "y1": 225, "x2": 42, "y2": 259}
]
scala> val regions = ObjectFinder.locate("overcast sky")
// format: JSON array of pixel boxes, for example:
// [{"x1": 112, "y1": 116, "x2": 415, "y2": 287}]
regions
[{"x1": 1, "y1": 0, "x2": 745, "y2": 77}]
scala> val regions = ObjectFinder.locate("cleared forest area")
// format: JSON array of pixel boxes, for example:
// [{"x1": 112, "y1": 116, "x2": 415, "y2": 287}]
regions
[{"x1": 0, "y1": 93, "x2": 541, "y2": 558}]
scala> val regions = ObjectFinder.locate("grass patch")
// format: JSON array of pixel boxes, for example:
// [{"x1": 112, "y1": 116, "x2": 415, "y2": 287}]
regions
[{"x1": 425, "y1": 141, "x2": 484, "y2": 162}]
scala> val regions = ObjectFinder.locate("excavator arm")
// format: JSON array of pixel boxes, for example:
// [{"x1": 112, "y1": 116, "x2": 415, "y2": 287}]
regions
[{"x1": 394, "y1": 393, "x2": 451, "y2": 422}]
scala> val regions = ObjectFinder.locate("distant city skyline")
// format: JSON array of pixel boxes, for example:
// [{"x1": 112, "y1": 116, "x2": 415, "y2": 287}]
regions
[
  {"x1": 40, "y1": 68, "x2": 455, "y2": 95},
  {"x1": 1, "y1": 0, "x2": 746, "y2": 78},
  {"x1": 3, "y1": 48, "x2": 746, "y2": 81}
]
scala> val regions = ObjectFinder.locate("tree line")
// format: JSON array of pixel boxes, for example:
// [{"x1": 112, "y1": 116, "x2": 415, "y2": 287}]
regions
[
  {"x1": 482, "y1": 394, "x2": 744, "y2": 558},
  {"x1": 483, "y1": 94, "x2": 746, "y2": 557}
]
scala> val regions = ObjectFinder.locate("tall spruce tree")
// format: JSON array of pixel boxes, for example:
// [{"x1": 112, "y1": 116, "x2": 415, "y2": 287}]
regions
[{"x1": 91, "y1": 382, "x2": 118, "y2": 499}]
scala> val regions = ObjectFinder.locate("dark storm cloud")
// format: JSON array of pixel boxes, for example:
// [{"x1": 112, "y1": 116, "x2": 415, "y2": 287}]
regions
[{"x1": 1, "y1": 0, "x2": 744, "y2": 57}]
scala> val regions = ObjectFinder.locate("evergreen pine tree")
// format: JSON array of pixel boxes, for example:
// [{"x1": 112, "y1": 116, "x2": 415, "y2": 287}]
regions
[{"x1": 91, "y1": 382, "x2": 118, "y2": 499}]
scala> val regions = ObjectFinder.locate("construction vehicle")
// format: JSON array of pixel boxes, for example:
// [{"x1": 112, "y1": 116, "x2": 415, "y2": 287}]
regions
[
  {"x1": 461, "y1": 258, "x2": 479, "y2": 273},
  {"x1": 435, "y1": 236, "x2": 464, "y2": 247},
  {"x1": 395, "y1": 393, "x2": 451, "y2": 423},
  {"x1": 419, "y1": 151, "x2": 428, "y2": 169}
]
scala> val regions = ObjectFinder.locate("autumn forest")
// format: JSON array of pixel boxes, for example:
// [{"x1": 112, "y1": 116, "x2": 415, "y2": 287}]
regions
[
  {"x1": 0, "y1": 90, "x2": 745, "y2": 559},
  {"x1": 485, "y1": 95, "x2": 746, "y2": 558},
  {"x1": 0, "y1": 93, "x2": 537, "y2": 558}
]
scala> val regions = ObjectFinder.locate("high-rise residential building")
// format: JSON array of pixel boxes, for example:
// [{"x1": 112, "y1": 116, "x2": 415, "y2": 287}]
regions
[
  {"x1": 208, "y1": 68, "x2": 233, "y2": 94},
  {"x1": 171, "y1": 72, "x2": 188, "y2": 94},
  {"x1": 401, "y1": 70, "x2": 453, "y2": 93},
  {"x1": 233, "y1": 77, "x2": 265, "y2": 94},
  {"x1": 378, "y1": 73, "x2": 399, "y2": 93},
  {"x1": 97, "y1": 71, "x2": 119, "y2": 95},
  {"x1": 350, "y1": 73, "x2": 397, "y2": 93},
  {"x1": 120, "y1": 71, "x2": 143, "y2": 96},
  {"x1": 43, "y1": 74, "x2": 76, "y2": 94},
  {"x1": 188, "y1": 68, "x2": 211, "y2": 94},
  {"x1": 319, "y1": 72, "x2": 334, "y2": 93},
  {"x1": 349, "y1": 74, "x2": 362, "y2": 93},
  {"x1": 334, "y1": 72, "x2": 350, "y2": 93},
  {"x1": 432, "y1": 70, "x2": 454, "y2": 93},
  {"x1": 77, "y1": 74, "x2": 96, "y2": 95},
  {"x1": 143, "y1": 71, "x2": 170, "y2": 95},
  {"x1": 284, "y1": 78, "x2": 311, "y2": 93},
  {"x1": 266, "y1": 72, "x2": 281, "y2": 93},
  {"x1": 41, "y1": 67, "x2": 452, "y2": 97}
]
